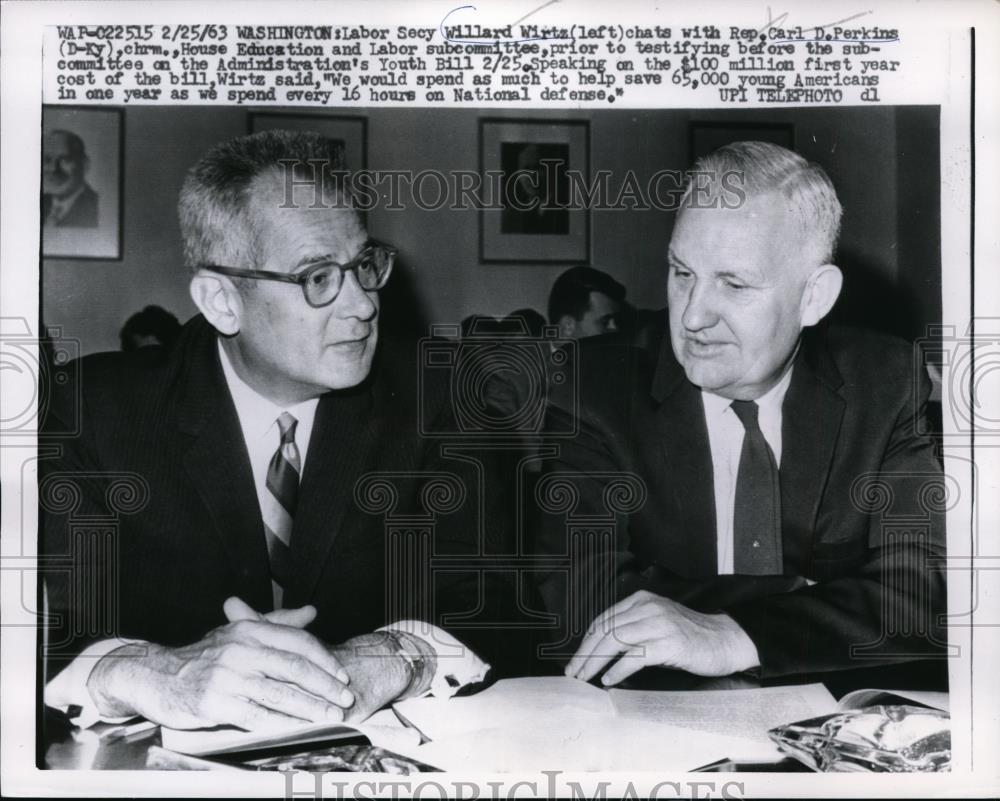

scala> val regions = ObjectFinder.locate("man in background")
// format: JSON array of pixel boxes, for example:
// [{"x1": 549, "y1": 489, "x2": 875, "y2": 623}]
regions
[
  {"x1": 539, "y1": 141, "x2": 946, "y2": 682},
  {"x1": 43, "y1": 130, "x2": 523, "y2": 732},
  {"x1": 548, "y1": 265, "x2": 626, "y2": 339},
  {"x1": 42, "y1": 129, "x2": 98, "y2": 228},
  {"x1": 119, "y1": 305, "x2": 182, "y2": 355}
]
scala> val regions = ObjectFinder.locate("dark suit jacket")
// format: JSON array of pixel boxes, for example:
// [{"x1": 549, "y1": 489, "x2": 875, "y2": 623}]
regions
[
  {"x1": 41, "y1": 316, "x2": 533, "y2": 676},
  {"x1": 538, "y1": 323, "x2": 947, "y2": 677}
]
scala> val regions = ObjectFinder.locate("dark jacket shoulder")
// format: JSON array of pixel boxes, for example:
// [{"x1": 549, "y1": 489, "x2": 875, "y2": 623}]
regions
[
  {"x1": 549, "y1": 333, "x2": 656, "y2": 419},
  {"x1": 821, "y1": 325, "x2": 915, "y2": 383}
]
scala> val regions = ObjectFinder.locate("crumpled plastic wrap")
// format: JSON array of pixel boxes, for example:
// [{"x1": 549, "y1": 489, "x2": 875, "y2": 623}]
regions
[{"x1": 768, "y1": 705, "x2": 950, "y2": 772}]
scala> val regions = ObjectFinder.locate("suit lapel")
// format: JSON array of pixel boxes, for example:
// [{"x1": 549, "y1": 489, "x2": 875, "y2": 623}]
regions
[
  {"x1": 650, "y1": 346, "x2": 718, "y2": 577},
  {"x1": 779, "y1": 328, "x2": 846, "y2": 572},
  {"x1": 649, "y1": 325, "x2": 846, "y2": 578},
  {"x1": 176, "y1": 321, "x2": 273, "y2": 612},
  {"x1": 286, "y1": 385, "x2": 379, "y2": 606}
]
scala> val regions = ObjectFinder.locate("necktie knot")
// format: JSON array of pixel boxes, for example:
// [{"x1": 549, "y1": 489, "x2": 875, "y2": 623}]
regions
[
  {"x1": 276, "y1": 412, "x2": 298, "y2": 445},
  {"x1": 730, "y1": 400, "x2": 760, "y2": 432}
]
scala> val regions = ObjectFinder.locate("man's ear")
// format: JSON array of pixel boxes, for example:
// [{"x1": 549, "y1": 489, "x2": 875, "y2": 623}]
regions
[
  {"x1": 557, "y1": 314, "x2": 577, "y2": 338},
  {"x1": 189, "y1": 270, "x2": 243, "y2": 336},
  {"x1": 799, "y1": 264, "x2": 843, "y2": 328}
]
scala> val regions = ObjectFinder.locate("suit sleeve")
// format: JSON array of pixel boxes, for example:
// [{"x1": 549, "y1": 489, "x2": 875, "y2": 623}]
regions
[
  {"x1": 533, "y1": 399, "x2": 646, "y2": 663},
  {"x1": 40, "y1": 367, "x2": 122, "y2": 676},
  {"x1": 411, "y1": 387, "x2": 544, "y2": 679}
]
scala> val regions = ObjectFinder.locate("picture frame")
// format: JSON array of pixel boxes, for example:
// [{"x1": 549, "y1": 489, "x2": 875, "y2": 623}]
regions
[
  {"x1": 480, "y1": 118, "x2": 590, "y2": 263},
  {"x1": 41, "y1": 106, "x2": 123, "y2": 260},
  {"x1": 689, "y1": 120, "x2": 795, "y2": 162},
  {"x1": 249, "y1": 112, "x2": 368, "y2": 173}
]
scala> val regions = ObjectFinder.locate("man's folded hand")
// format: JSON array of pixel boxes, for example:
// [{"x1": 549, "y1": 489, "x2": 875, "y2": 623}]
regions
[{"x1": 85, "y1": 597, "x2": 354, "y2": 731}]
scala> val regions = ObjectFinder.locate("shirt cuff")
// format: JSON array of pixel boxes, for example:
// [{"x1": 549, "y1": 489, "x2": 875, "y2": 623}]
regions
[
  {"x1": 44, "y1": 638, "x2": 147, "y2": 729},
  {"x1": 378, "y1": 621, "x2": 490, "y2": 699}
]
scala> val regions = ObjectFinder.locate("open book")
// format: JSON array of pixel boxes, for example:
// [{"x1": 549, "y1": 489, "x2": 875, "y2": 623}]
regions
[{"x1": 160, "y1": 708, "x2": 419, "y2": 759}]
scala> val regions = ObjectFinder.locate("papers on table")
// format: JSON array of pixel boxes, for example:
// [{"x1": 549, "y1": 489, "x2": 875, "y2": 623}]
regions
[
  {"x1": 609, "y1": 683, "x2": 838, "y2": 746},
  {"x1": 394, "y1": 676, "x2": 615, "y2": 740},
  {"x1": 160, "y1": 678, "x2": 949, "y2": 772},
  {"x1": 410, "y1": 716, "x2": 782, "y2": 773},
  {"x1": 393, "y1": 677, "x2": 784, "y2": 771}
]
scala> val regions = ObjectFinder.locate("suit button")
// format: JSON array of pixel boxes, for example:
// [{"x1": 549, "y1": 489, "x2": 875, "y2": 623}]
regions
[{"x1": 752, "y1": 540, "x2": 761, "y2": 548}]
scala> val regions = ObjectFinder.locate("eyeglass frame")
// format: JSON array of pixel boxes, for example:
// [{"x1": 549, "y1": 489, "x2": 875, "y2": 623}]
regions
[{"x1": 200, "y1": 240, "x2": 397, "y2": 308}]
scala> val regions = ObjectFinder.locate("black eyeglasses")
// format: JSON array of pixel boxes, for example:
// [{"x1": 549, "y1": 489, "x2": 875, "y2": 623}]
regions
[{"x1": 202, "y1": 241, "x2": 396, "y2": 308}]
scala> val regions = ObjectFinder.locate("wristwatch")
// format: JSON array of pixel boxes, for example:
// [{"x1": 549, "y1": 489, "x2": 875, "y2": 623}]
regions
[{"x1": 385, "y1": 631, "x2": 428, "y2": 699}]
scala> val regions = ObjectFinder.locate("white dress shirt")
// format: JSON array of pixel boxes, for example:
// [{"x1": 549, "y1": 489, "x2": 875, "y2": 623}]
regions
[
  {"x1": 45, "y1": 341, "x2": 486, "y2": 726},
  {"x1": 701, "y1": 366, "x2": 794, "y2": 575},
  {"x1": 217, "y1": 341, "x2": 319, "y2": 506}
]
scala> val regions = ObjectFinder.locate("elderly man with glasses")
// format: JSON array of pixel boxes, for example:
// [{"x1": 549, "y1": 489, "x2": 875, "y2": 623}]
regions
[{"x1": 42, "y1": 130, "x2": 522, "y2": 732}]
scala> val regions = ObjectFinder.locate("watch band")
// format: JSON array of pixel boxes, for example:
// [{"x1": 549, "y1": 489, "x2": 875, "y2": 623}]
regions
[{"x1": 385, "y1": 631, "x2": 427, "y2": 699}]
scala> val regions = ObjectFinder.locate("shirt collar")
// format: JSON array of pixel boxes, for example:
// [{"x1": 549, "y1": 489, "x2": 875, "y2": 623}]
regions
[
  {"x1": 217, "y1": 340, "x2": 319, "y2": 443},
  {"x1": 701, "y1": 363, "x2": 795, "y2": 419}
]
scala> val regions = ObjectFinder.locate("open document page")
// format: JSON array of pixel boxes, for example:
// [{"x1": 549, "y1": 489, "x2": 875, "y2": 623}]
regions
[
  {"x1": 394, "y1": 677, "x2": 796, "y2": 770},
  {"x1": 609, "y1": 683, "x2": 837, "y2": 745}
]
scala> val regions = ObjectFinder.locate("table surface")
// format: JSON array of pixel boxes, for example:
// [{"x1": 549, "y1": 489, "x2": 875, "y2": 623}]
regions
[{"x1": 42, "y1": 659, "x2": 948, "y2": 772}]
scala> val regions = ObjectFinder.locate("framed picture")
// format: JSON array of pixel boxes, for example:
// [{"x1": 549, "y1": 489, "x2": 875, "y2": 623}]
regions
[
  {"x1": 480, "y1": 118, "x2": 589, "y2": 263},
  {"x1": 689, "y1": 121, "x2": 795, "y2": 162},
  {"x1": 41, "y1": 107, "x2": 123, "y2": 260},
  {"x1": 249, "y1": 112, "x2": 367, "y2": 173}
]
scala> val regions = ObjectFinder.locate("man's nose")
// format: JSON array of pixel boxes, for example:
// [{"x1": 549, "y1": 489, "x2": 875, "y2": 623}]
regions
[
  {"x1": 606, "y1": 318, "x2": 618, "y2": 333},
  {"x1": 335, "y1": 269, "x2": 377, "y2": 320},
  {"x1": 680, "y1": 282, "x2": 718, "y2": 332}
]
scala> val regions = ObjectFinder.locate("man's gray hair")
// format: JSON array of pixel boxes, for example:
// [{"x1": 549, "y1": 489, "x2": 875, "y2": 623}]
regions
[
  {"x1": 178, "y1": 130, "x2": 347, "y2": 272},
  {"x1": 683, "y1": 140, "x2": 843, "y2": 264}
]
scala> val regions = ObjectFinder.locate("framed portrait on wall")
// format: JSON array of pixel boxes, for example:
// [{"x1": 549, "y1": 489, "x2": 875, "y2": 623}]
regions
[
  {"x1": 480, "y1": 118, "x2": 590, "y2": 263},
  {"x1": 41, "y1": 106, "x2": 123, "y2": 260},
  {"x1": 249, "y1": 112, "x2": 368, "y2": 173}
]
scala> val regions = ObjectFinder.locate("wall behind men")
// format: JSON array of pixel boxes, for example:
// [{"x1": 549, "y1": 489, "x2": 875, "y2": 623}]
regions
[{"x1": 42, "y1": 105, "x2": 939, "y2": 355}]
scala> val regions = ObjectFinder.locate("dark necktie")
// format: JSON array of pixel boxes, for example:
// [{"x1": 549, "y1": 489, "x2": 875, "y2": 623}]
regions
[
  {"x1": 730, "y1": 400, "x2": 783, "y2": 574},
  {"x1": 263, "y1": 412, "x2": 300, "y2": 608}
]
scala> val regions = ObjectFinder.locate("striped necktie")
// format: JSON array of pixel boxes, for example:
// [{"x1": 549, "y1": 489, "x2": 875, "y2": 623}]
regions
[
  {"x1": 264, "y1": 412, "x2": 300, "y2": 608},
  {"x1": 730, "y1": 400, "x2": 783, "y2": 575}
]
